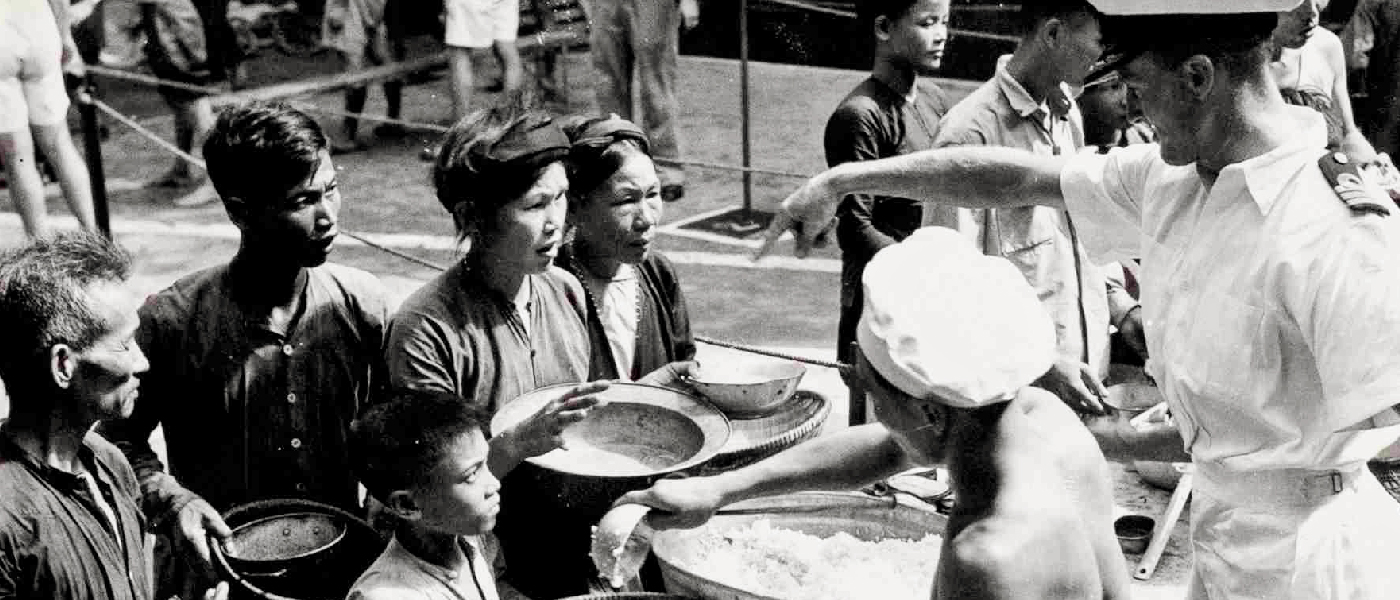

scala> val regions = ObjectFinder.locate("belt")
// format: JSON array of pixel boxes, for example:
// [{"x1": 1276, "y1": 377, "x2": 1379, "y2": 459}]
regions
[{"x1": 1193, "y1": 461, "x2": 1369, "y2": 507}]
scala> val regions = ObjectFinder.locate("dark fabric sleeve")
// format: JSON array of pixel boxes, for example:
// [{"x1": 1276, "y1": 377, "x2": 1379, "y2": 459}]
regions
[
  {"x1": 653, "y1": 254, "x2": 696, "y2": 362},
  {"x1": 96, "y1": 297, "x2": 200, "y2": 528},
  {"x1": 357, "y1": 281, "x2": 394, "y2": 406},
  {"x1": 825, "y1": 102, "x2": 899, "y2": 262},
  {"x1": 383, "y1": 309, "x2": 464, "y2": 396}
]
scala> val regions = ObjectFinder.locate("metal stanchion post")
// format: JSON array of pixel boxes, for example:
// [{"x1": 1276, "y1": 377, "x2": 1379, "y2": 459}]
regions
[
  {"x1": 74, "y1": 75, "x2": 111, "y2": 238},
  {"x1": 739, "y1": 0, "x2": 753, "y2": 219}
]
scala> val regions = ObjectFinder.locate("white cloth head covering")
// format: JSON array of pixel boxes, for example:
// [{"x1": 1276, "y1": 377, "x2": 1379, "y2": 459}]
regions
[
  {"x1": 1087, "y1": 0, "x2": 1300, "y2": 14},
  {"x1": 856, "y1": 227, "x2": 1057, "y2": 408}
]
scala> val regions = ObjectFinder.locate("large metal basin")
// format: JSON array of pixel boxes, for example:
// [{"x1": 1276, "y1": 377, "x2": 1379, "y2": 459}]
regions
[{"x1": 651, "y1": 492, "x2": 947, "y2": 600}]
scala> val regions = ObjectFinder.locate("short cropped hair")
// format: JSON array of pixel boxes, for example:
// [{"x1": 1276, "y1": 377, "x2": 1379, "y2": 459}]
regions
[
  {"x1": 1019, "y1": 0, "x2": 1100, "y2": 34},
  {"x1": 857, "y1": 0, "x2": 923, "y2": 33},
  {"x1": 203, "y1": 101, "x2": 328, "y2": 206},
  {"x1": 0, "y1": 232, "x2": 133, "y2": 396},
  {"x1": 350, "y1": 390, "x2": 491, "y2": 503}
]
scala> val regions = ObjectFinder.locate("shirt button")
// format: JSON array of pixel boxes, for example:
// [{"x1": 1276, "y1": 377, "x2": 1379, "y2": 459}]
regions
[
  {"x1": 290, "y1": 438, "x2": 302, "y2": 449},
  {"x1": 287, "y1": 393, "x2": 297, "y2": 404},
  {"x1": 282, "y1": 344, "x2": 295, "y2": 356}
]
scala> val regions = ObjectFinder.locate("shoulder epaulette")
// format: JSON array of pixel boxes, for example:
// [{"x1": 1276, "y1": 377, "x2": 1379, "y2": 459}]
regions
[{"x1": 1319, "y1": 152, "x2": 1392, "y2": 217}]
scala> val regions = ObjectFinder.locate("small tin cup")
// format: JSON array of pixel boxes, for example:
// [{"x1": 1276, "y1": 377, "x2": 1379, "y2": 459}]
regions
[{"x1": 1114, "y1": 514, "x2": 1155, "y2": 554}]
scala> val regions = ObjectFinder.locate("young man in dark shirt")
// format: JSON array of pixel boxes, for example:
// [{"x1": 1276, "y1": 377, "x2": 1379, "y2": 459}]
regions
[
  {"x1": 99, "y1": 102, "x2": 390, "y2": 599},
  {"x1": 825, "y1": 0, "x2": 954, "y2": 423}
]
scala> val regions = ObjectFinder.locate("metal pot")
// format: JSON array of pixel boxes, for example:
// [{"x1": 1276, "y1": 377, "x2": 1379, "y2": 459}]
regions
[{"x1": 210, "y1": 499, "x2": 385, "y2": 600}]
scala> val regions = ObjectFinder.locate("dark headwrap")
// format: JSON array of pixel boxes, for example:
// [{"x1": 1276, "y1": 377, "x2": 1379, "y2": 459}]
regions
[
  {"x1": 434, "y1": 113, "x2": 572, "y2": 213},
  {"x1": 562, "y1": 114, "x2": 651, "y2": 196}
]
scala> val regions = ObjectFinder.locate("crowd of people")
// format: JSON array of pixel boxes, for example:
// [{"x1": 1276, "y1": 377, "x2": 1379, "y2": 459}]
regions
[
  {"x1": 1, "y1": 0, "x2": 696, "y2": 221},
  {"x1": 6, "y1": 0, "x2": 1400, "y2": 599}
]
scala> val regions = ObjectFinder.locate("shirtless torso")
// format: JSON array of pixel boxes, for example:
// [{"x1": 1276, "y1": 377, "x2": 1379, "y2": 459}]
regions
[{"x1": 932, "y1": 388, "x2": 1130, "y2": 600}]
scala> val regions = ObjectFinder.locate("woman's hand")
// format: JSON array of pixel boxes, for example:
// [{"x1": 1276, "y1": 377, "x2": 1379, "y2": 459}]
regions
[{"x1": 500, "y1": 381, "x2": 609, "y2": 459}]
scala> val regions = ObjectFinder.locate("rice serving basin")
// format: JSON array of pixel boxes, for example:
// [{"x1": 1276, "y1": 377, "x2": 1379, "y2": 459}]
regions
[
  {"x1": 491, "y1": 382, "x2": 731, "y2": 479},
  {"x1": 652, "y1": 492, "x2": 947, "y2": 600},
  {"x1": 686, "y1": 360, "x2": 806, "y2": 418}
]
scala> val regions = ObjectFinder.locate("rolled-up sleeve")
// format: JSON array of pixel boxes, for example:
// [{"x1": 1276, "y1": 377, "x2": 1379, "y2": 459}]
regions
[
  {"x1": 1280, "y1": 217, "x2": 1400, "y2": 432},
  {"x1": 1059, "y1": 144, "x2": 1157, "y2": 264}
]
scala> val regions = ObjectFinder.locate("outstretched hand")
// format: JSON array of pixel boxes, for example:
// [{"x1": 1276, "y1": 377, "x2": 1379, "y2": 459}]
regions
[
  {"x1": 1035, "y1": 359, "x2": 1110, "y2": 415},
  {"x1": 612, "y1": 476, "x2": 727, "y2": 531},
  {"x1": 755, "y1": 174, "x2": 840, "y2": 260}
]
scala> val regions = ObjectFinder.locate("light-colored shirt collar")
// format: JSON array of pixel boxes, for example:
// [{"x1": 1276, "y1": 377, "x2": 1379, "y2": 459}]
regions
[
  {"x1": 1219, "y1": 105, "x2": 1330, "y2": 213},
  {"x1": 993, "y1": 55, "x2": 1076, "y2": 119}
]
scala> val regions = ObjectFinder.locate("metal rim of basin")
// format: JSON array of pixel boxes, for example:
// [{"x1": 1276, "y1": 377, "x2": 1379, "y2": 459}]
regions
[{"x1": 490, "y1": 382, "x2": 732, "y2": 478}]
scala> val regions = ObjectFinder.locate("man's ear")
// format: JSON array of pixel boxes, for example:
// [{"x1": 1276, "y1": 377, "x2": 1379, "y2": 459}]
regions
[
  {"x1": 50, "y1": 344, "x2": 75, "y2": 390},
  {"x1": 874, "y1": 15, "x2": 894, "y2": 42},
  {"x1": 1038, "y1": 17, "x2": 1065, "y2": 49},
  {"x1": 1180, "y1": 55, "x2": 1217, "y2": 101},
  {"x1": 384, "y1": 490, "x2": 422, "y2": 521}
]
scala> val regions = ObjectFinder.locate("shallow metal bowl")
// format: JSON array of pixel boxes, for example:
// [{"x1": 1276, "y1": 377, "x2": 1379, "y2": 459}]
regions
[
  {"x1": 687, "y1": 361, "x2": 807, "y2": 419},
  {"x1": 491, "y1": 382, "x2": 731, "y2": 479}
]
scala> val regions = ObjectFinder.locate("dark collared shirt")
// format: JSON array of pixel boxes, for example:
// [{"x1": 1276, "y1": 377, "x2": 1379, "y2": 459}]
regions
[
  {"x1": 0, "y1": 426, "x2": 153, "y2": 600},
  {"x1": 99, "y1": 263, "x2": 389, "y2": 521}
]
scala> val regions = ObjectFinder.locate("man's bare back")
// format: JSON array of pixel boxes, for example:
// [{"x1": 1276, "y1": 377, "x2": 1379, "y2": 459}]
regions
[{"x1": 933, "y1": 388, "x2": 1130, "y2": 600}]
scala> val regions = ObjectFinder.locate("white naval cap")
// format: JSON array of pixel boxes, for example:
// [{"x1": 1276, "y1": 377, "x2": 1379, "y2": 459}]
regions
[
  {"x1": 1086, "y1": 0, "x2": 1298, "y2": 82},
  {"x1": 855, "y1": 227, "x2": 1056, "y2": 408},
  {"x1": 1087, "y1": 0, "x2": 1301, "y2": 15}
]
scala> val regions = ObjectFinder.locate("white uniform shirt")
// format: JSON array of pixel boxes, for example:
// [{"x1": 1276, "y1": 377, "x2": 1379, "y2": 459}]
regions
[{"x1": 1061, "y1": 106, "x2": 1400, "y2": 471}]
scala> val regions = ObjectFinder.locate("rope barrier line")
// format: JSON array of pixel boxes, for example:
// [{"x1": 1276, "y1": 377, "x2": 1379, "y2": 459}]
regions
[
  {"x1": 653, "y1": 156, "x2": 811, "y2": 179},
  {"x1": 694, "y1": 335, "x2": 851, "y2": 371},
  {"x1": 341, "y1": 231, "x2": 455, "y2": 271},
  {"x1": 90, "y1": 97, "x2": 209, "y2": 170},
  {"x1": 754, "y1": 0, "x2": 1021, "y2": 44},
  {"x1": 288, "y1": 102, "x2": 451, "y2": 133},
  {"x1": 87, "y1": 64, "x2": 225, "y2": 97},
  {"x1": 88, "y1": 64, "x2": 818, "y2": 179}
]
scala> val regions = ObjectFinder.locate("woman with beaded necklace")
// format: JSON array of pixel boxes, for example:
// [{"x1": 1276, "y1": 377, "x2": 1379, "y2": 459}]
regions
[
  {"x1": 556, "y1": 114, "x2": 696, "y2": 382},
  {"x1": 384, "y1": 102, "x2": 694, "y2": 599}
]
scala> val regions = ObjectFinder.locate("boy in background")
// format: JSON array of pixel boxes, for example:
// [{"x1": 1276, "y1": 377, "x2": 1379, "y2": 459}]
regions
[
  {"x1": 347, "y1": 390, "x2": 505, "y2": 600},
  {"x1": 825, "y1": 0, "x2": 955, "y2": 423}
]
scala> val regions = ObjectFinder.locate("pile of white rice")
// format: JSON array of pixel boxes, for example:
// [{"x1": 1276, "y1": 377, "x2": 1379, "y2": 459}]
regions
[{"x1": 673, "y1": 519, "x2": 943, "y2": 600}]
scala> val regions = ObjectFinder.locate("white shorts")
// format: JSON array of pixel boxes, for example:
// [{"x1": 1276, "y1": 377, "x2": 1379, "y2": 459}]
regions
[
  {"x1": 0, "y1": 0, "x2": 70, "y2": 133},
  {"x1": 444, "y1": 0, "x2": 519, "y2": 49}
]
